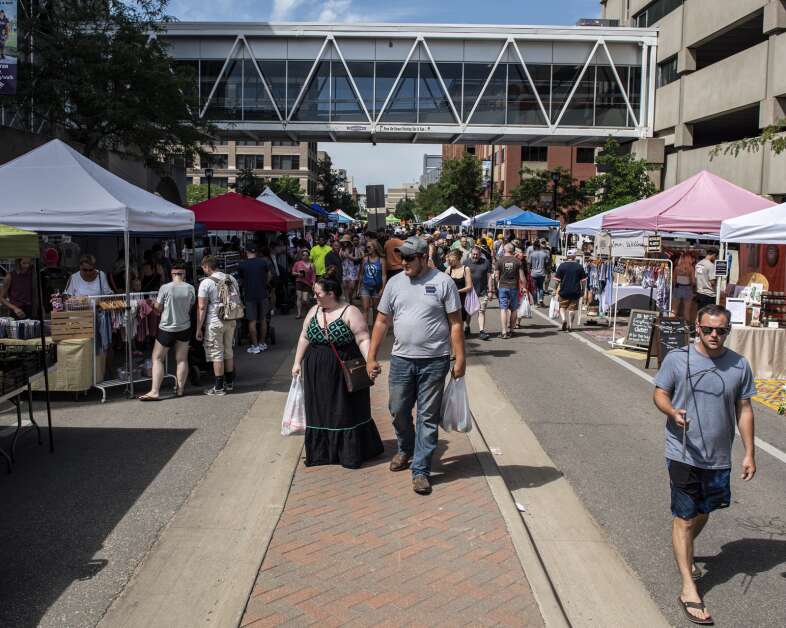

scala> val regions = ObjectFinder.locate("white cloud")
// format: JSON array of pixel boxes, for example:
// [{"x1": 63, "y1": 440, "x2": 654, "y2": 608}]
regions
[{"x1": 271, "y1": 0, "x2": 308, "y2": 20}]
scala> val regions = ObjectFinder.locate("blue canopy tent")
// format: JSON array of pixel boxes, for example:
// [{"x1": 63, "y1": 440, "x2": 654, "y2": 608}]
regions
[
  {"x1": 329, "y1": 211, "x2": 354, "y2": 224},
  {"x1": 498, "y1": 210, "x2": 560, "y2": 230},
  {"x1": 310, "y1": 203, "x2": 331, "y2": 219}
]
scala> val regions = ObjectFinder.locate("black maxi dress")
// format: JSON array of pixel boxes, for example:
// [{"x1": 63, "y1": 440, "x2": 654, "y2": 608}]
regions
[{"x1": 302, "y1": 309, "x2": 384, "y2": 468}]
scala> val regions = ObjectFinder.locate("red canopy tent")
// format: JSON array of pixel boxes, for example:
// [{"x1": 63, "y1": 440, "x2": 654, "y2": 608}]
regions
[{"x1": 190, "y1": 192, "x2": 303, "y2": 231}]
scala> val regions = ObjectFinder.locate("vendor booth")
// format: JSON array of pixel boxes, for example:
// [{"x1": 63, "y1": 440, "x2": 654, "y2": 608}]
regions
[
  {"x1": 257, "y1": 187, "x2": 315, "y2": 227},
  {"x1": 720, "y1": 202, "x2": 786, "y2": 379},
  {"x1": 424, "y1": 207, "x2": 470, "y2": 228},
  {"x1": 498, "y1": 210, "x2": 560, "y2": 230},
  {"x1": 0, "y1": 139, "x2": 197, "y2": 401},
  {"x1": 0, "y1": 225, "x2": 54, "y2": 470},
  {"x1": 463, "y1": 205, "x2": 524, "y2": 229},
  {"x1": 191, "y1": 192, "x2": 303, "y2": 232}
]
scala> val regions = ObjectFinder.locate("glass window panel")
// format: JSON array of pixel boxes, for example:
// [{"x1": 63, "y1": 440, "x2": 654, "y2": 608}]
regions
[
  {"x1": 331, "y1": 60, "x2": 366, "y2": 122},
  {"x1": 173, "y1": 60, "x2": 199, "y2": 110},
  {"x1": 462, "y1": 63, "x2": 495, "y2": 122},
  {"x1": 470, "y1": 64, "x2": 506, "y2": 125},
  {"x1": 205, "y1": 154, "x2": 228, "y2": 169},
  {"x1": 291, "y1": 60, "x2": 330, "y2": 122},
  {"x1": 576, "y1": 147, "x2": 595, "y2": 163},
  {"x1": 200, "y1": 60, "x2": 223, "y2": 112},
  {"x1": 205, "y1": 53, "x2": 243, "y2": 120},
  {"x1": 656, "y1": 56, "x2": 678, "y2": 88},
  {"x1": 259, "y1": 59, "x2": 286, "y2": 115},
  {"x1": 346, "y1": 61, "x2": 375, "y2": 115},
  {"x1": 552, "y1": 64, "x2": 593, "y2": 126},
  {"x1": 236, "y1": 154, "x2": 264, "y2": 169},
  {"x1": 418, "y1": 62, "x2": 455, "y2": 123},
  {"x1": 379, "y1": 60, "x2": 417, "y2": 123},
  {"x1": 242, "y1": 58, "x2": 278, "y2": 121},
  {"x1": 595, "y1": 65, "x2": 628, "y2": 127},
  {"x1": 436, "y1": 63, "x2": 462, "y2": 118},
  {"x1": 507, "y1": 64, "x2": 549, "y2": 125},
  {"x1": 286, "y1": 60, "x2": 313, "y2": 118},
  {"x1": 628, "y1": 66, "x2": 642, "y2": 126},
  {"x1": 521, "y1": 146, "x2": 548, "y2": 162},
  {"x1": 272, "y1": 155, "x2": 300, "y2": 170}
]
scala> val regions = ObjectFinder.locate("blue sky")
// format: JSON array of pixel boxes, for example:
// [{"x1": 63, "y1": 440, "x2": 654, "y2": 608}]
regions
[{"x1": 167, "y1": 0, "x2": 602, "y2": 191}]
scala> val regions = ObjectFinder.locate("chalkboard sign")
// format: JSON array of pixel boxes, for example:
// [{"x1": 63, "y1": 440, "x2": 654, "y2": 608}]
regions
[
  {"x1": 613, "y1": 259, "x2": 626, "y2": 275},
  {"x1": 624, "y1": 309, "x2": 658, "y2": 348},
  {"x1": 646, "y1": 317, "x2": 690, "y2": 368},
  {"x1": 714, "y1": 259, "x2": 728, "y2": 278}
]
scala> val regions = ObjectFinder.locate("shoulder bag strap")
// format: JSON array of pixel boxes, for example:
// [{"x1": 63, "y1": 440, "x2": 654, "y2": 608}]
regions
[{"x1": 323, "y1": 309, "x2": 346, "y2": 368}]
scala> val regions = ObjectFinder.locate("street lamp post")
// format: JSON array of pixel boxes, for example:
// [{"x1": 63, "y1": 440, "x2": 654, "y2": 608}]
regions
[
  {"x1": 204, "y1": 167, "x2": 214, "y2": 200},
  {"x1": 550, "y1": 170, "x2": 560, "y2": 220}
]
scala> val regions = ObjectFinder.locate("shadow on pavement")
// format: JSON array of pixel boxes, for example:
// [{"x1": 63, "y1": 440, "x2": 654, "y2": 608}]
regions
[
  {"x1": 0, "y1": 426, "x2": 194, "y2": 628},
  {"x1": 695, "y1": 538, "x2": 786, "y2": 596},
  {"x1": 431, "y1": 451, "x2": 562, "y2": 490}
]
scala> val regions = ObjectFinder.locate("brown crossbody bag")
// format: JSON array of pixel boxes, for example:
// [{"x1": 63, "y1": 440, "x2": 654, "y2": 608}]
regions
[{"x1": 323, "y1": 309, "x2": 374, "y2": 392}]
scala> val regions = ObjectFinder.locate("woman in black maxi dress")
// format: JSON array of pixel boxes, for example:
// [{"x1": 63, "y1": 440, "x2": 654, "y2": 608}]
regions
[{"x1": 291, "y1": 273, "x2": 383, "y2": 468}]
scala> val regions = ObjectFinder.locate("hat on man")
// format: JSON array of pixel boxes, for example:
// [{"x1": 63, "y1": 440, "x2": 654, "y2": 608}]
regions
[
  {"x1": 395, "y1": 236, "x2": 429, "y2": 257},
  {"x1": 567, "y1": 248, "x2": 578, "y2": 257}
]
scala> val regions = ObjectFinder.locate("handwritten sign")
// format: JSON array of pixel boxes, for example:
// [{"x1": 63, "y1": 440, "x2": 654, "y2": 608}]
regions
[
  {"x1": 613, "y1": 259, "x2": 626, "y2": 275},
  {"x1": 714, "y1": 259, "x2": 728, "y2": 278},
  {"x1": 646, "y1": 317, "x2": 690, "y2": 368},
  {"x1": 625, "y1": 309, "x2": 658, "y2": 348}
]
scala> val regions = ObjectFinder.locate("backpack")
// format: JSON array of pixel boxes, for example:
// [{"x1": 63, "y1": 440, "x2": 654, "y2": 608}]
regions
[{"x1": 209, "y1": 275, "x2": 245, "y2": 321}]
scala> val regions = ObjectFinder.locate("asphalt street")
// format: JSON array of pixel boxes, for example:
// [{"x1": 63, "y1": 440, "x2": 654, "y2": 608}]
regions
[
  {"x1": 0, "y1": 314, "x2": 301, "y2": 628},
  {"x1": 472, "y1": 303, "x2": 786, "y2": 628}
]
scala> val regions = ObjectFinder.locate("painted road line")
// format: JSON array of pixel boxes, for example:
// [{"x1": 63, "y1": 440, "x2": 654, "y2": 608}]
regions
[{"x1": 533, "y1": 308, "x2": 786, "y2": 465}]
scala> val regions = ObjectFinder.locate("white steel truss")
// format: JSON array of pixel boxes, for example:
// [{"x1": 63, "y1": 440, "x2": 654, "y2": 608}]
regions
[{"x1": 168, "y1": 23, "x2": 657, "y2": 144}]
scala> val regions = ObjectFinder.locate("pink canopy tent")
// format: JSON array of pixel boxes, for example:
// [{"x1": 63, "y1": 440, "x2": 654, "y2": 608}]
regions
[{"x1": 602, "y1": 171, "x2": 776, "y2": 235}]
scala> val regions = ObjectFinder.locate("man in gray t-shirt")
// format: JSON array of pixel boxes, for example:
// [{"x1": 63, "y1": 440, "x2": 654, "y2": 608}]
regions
[
  {"x1": 653, "y1": 304, "x2": 756, "y2": 624},
  {"x1": 368, "y1": 236, "x2": 464, "y2": 496},
  {"x1": 528, "y1": 242, "x2": 551, "y2": 306}
]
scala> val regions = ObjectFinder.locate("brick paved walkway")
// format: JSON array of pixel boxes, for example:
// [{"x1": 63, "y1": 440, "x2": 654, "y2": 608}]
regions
[{"x1": 240, "y1": 367, "x2": 544, "y2": 627}]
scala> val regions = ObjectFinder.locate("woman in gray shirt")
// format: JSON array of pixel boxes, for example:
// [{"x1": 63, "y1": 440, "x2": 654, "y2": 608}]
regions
[{"x1": 139, "y1": 260, "x2": 195, "y2": 401}]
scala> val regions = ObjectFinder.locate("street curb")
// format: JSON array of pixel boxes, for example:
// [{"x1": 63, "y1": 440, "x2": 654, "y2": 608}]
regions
[
  {"x1": 97, "y1": 349, "x2": 303, "y2": 628},
  {"x1": 464, "y1": 361, "x2": 670, "y2": 628}
]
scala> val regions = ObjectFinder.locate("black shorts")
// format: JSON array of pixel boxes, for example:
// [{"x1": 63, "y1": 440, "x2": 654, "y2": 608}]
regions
[
  {"x1": 695, "y1": 293, "x2": 715, "y2": 308},
  {"x1": 157, "y1": 328, "x2": 191, "y2": 347},
  {"x1": 667, "y1": 459, "x2": 731, "y2": 520}
]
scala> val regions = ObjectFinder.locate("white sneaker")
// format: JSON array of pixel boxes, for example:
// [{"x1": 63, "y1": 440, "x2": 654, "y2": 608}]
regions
[
  {"x1": 246, "y1": 345, "x2": 261, "y2": 354},
  {"x1": 257, "y1": 343, "x2": 269, "y2": 352}
]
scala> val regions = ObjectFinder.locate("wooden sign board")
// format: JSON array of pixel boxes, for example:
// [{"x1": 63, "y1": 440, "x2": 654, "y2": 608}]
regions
[
  {"x1": 646, "y1": 317, "x2": 690, "y2": 368},
  {"x1": 624, "y1": 309, "x2": 658, "y2": 348}
]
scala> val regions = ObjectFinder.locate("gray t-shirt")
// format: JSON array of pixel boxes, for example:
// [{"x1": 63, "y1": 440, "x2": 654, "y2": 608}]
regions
[
  {"x1": 654, "y1": 345, "x2": 756, "y2": 469},
  {"x1": 378, "y1": 268, "x2": 461, "y2": 359},
  {"x1": 694, "y1": 258, "x2": 716, "y2": 297},
  {"x1": 157, "y1": 281, "x2": 195, "y2": 332},
  {"x1": 529, "y1": 250, "x2": 550, "y2": 277}
]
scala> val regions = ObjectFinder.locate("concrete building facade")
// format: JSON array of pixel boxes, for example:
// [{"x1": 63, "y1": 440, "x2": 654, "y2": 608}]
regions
[
  {"x1": 385, "y1": 182, "x2": 420, "y2": 213},
  {"x1": 602, "y1": 0, "x2": 786, "y2": 199},
  {"x1": 189, "y1": 139, "x2": 319, "y2": 198},
  {"x1": 420, "y1": 154, "x2": 443, "y2": 187}
]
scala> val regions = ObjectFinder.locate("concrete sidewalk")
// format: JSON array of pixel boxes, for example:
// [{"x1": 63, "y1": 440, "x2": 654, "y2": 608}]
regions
[{"x1": 240, "y1": 363, "x2": 545, "y2": 627}]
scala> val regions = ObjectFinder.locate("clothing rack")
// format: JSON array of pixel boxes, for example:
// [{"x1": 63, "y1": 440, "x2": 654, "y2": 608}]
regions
[
  {"x1": 65, "y1": 291, "x2": 174, "y2": 402},
  {"x1": 610, "y1": 257, "x2": 673, "y2": 350}
]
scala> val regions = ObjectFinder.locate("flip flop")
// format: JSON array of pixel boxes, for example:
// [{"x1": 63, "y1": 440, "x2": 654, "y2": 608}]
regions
[
  {"x1": 138, "y1": 394, "x2": 160, "y2": 402},
  {"x1": 678, "y1": 596, "x2": 714, "y2": 625}
]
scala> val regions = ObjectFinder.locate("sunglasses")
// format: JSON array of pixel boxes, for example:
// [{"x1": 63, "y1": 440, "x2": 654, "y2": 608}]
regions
[
  {"x1": 80, "y1": 267, "x2": 97, "y2": 273},
  {"x1": 172, "y1": 270, "x2": 185, "y2": 275},
  {"x1": 699, "y1": 326, "x2": 730, "y2": 337},
  {"x1": 401, "y1": 254, "x2": 419, "y2": 262}
]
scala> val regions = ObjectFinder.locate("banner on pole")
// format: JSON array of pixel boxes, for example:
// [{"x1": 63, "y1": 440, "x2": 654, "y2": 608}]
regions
[{"x1": 0, "y1": 0, "x2": 17, "y2": 96}]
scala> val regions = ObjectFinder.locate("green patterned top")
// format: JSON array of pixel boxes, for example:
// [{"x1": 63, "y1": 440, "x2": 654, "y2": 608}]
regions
[{"x1": 306, "y1": 309, "x2": 354, "y2": 346}]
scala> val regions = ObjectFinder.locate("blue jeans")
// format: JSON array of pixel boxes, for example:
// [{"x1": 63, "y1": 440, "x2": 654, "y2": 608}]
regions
[
  {"x1": 533, "y1": 275, "x2": 545, "y2": 303},
  {"x1": 388, "y1": 355, "x2": 451, "y2": 478}
]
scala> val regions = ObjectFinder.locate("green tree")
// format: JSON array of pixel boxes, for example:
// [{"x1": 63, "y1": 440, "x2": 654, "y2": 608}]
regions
[
  {"x1": 187, "y1": 183, "x2": 228, "y2": 206},
  {"x1": 235, "y1": 168, "x2": 265, "y2": 198},
  {"x1": 395, "y1": 197, "x2": 417, "y2": 221},
  {"x1": 13, "y1": 1, "x2": 213, "y2": 170},
  {"x1": 315, "y1": 154, "x2": 348, "y2": 211},
  {"x1": 415, "y1": 183, "x2": 444, "y2": 217},
  {"x1": 439, "y1": 153, "x2": 483, "y2": 216},
  {"x1": 712, "y1": 118, "x2": 786, "y2": 158},
  {"x1": 510, "y1": 167, "x2": 586, "y2": 215},
  {"x1": 580, "y1": 139, "x2": 656, "y2": 219},
  {"x1": 268, "y1": 175, "x2": 304, "y2": 203}
]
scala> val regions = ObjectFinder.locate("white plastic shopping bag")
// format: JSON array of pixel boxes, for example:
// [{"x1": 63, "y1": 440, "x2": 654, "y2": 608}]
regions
[
  {"x1": 440, "y1": 377, "x2": 473, "y2": 433},
  {"x1": 517, "y1": 296, "x2": 532, "y2": 319},
  {"x1": 281, "y1": 376, "x2": 306, "y2": 436},
  {"x1": 548, "y1": 296, "x2": 560, "y2": 320},
  {"x1": 464, "y1": 288, "x2": 480, "y2": 316}
]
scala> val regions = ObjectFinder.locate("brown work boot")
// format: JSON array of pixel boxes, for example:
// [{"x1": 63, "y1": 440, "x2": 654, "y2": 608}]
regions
[
  {"x1": 412, "y1": 474, "x2": 432, "y2": 495},
  {"x1": 389, "y1": 452, "x2": 411, "y2": 472}
]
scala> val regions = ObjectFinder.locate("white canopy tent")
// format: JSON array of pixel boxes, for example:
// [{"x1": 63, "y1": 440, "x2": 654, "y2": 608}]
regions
[
  {"x1": 0, "y1": 139, "x2": 195, "y2": 398},
  {"x1": 565, "y1": 209, "x2": 616, "y2": 236},
  {"x1": 424, "y1": 206, "x2": 470, "y2": 228},
  {"x1": 720, "y1": 202, "x2": 786, "y2": 244},
  {"x1": 0, "y1": 139, "x2": 194, "y2": 233},
  {"x1": 466, "y1": 205, "x2": 524, "y2": 229},
  {"x1": 257, "y1": 186, "x2": 315, "y2": 227},
  {"x1": 461, "y1": 209, "x2": 491, "y2": 228}
]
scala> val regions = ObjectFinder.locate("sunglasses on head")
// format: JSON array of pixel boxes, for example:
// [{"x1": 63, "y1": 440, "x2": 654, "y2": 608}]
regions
[{"x1": 699, "y1": 325, "x2": 730, "y2": 336}]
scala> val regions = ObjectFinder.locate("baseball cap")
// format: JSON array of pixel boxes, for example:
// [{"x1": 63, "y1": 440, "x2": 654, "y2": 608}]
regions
[
  {"x1": 395, "y1": 236, "x2": 428, "y2": 256},
  {"x1": 567, "y1": 248, "x2": 578, "y2": 257}
]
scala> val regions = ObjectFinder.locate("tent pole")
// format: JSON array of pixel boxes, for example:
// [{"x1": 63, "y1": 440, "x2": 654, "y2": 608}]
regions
[
  {"x1": 36, "y1": 258, "x2": 54, "y2": 452},
  {"x1": 125, "y1": 230, "x2": 133, "y2": 398},
  {"x1": 192, "y1": 226, "x2": 197, "y2": 284}
]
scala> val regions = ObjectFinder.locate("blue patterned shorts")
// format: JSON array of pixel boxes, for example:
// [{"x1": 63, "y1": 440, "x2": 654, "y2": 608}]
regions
[{"x1": 667, "y1": 459, "x2": 731, "y2": 520}]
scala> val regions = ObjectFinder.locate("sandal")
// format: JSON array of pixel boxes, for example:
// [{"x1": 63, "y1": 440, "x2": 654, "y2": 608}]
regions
[
  {"x1": 138, "y1": 394, "x2": 160, "y2": 402},
  {"x1": 678, "y1": 596, "x2": 713, "y2": 625}
]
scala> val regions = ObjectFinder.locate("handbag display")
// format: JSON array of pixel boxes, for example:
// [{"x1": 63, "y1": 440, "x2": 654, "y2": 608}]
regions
[{"x1": 323, "y1": 310, "x2": 374, "y2": 393}]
